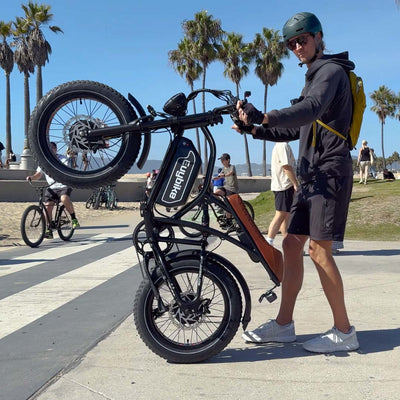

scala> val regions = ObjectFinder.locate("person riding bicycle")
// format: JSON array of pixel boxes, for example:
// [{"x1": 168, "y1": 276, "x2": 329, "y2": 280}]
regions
[
  {"x1": 214, "y1": 153, "x2": 239, "y2": 228},
  {"x1": 234, "y1": 12, "x2": 359, "y2": 353},
  {"x1": 27, "y1": 142, "x2": 80, "y2": 238}
]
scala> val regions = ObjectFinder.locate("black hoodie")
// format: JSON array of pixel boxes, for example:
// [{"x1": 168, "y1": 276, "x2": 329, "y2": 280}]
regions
[{"x1": 253, "y1": 52, "x2": 355, "y2": 184}]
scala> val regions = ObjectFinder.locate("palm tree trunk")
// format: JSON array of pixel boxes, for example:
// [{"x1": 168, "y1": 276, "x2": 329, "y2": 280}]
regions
[
  {"x1": 381, "y1": 120, "x2": 386, "y2": 168},
  {"x1": 24, "y1": 72, "x2": 30, "y2": 149},
  {"x1": 243, "y1": 133, "x2": 252, "y2": 176},
  {"x1": 190, "y1": 83, "x2": 202, "y2": 175},
  {"x1": 262, "y1": 142, "x2": 266, "y2": 176},
  {"x1": 5, "y1": 73, "x2": 12, "y2": 156},
  {"x1": 36, "y1": 65, "x2": 43, "y2": 103},
  {"x1": 236, "y1": 83, "x2": 252, "y2": 177}
]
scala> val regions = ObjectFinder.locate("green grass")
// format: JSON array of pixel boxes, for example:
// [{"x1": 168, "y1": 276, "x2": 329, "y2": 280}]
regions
[{"x1": 249, "y1": 179, "x2": 400, "y2": 241}]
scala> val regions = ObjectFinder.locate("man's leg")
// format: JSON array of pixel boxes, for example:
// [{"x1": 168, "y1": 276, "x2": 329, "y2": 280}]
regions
[
  {"x1": 275, "y1": 233, "x2": 309, "y2": 326},
  {"x1": 60, "y1": 194, "x2": 75, "y2": 215},
  {"x1": 267, "y1": 210, "x2": 289, "y2": 244},
  {"x1": 60, "y1": 194, "x2": 80, "y2": 228},
  {"x1": 308, "y1": 239, "x2": 351, "y2": 333},
  {"x1": 44, "y1": 203, "x2": 54, "y2": 225}
]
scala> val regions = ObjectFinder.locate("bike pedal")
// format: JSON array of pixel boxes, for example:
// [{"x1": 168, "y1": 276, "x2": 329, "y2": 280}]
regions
[{"x1": 258, "y1": 290, "x2": 277, "y2": 304}]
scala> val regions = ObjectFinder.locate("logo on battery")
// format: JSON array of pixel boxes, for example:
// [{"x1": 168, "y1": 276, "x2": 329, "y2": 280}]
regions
[{"x1": 161, "y1": 150, "x2": 196, "y2": 204}]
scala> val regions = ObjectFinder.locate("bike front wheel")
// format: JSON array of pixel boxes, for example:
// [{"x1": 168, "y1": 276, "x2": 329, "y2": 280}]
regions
[
  {"x1": 28, "y1": 80, "x2": 142, "y2": 189},
  {"x1": 20, "y1": 205, "x2": 45, "y2": 247},
  {"x1": 57, "y1": 205, "x2": 74, "y2": 241},
  {"x1": 133, "y1": 256, "x2": 242, "y2": 363}
]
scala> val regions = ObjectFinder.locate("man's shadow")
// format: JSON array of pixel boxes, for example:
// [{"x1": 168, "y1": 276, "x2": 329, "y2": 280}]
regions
[{"x1": 206, "y1": 328, "x2": 400, "y2": 364}]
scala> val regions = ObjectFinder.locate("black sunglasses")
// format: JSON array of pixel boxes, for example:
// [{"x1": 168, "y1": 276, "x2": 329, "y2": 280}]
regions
[{"x1": 286, "y1": 34, "x2": 313, "y2": 51}]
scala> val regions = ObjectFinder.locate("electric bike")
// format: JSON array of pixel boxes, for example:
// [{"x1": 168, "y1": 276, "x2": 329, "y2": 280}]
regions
[{"x1": 28, "y1": 81, "x2": 283, "y2": 363}]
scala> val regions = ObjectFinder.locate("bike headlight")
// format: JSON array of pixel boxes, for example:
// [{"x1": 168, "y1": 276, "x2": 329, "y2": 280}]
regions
[{"x1": 163, "y1": 93, "x2": 188, "y2": 117}]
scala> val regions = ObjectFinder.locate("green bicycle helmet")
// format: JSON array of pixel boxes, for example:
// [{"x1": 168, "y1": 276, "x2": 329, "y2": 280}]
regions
[{"x1": 282, "y1": 12, "x2": 323, "y2": 42}]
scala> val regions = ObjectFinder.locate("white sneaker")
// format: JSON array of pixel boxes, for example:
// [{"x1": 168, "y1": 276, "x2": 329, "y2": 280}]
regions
[
  {"x1": 303, "y1": 326, "x2": 359, "y2": 353},
  {"x1": 242, "y1": 319, "x2": 296, "y2": 343}
]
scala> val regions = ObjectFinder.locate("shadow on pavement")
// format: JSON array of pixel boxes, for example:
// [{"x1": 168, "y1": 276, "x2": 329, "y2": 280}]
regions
[
  {"x1": 338, "y1": 249, "x2": 400, "y2": 256},
  {"x1": 77, "y1": 224, "x2": 130, "y2": 230},
  {"x1": 206, "y1": 328, "x2": 400, "y2": 364}
]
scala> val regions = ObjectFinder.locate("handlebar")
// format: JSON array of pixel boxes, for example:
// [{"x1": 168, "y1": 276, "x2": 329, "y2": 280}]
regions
[{"x1": 83, "y1": 89, "x2": 239, "y2": 140}]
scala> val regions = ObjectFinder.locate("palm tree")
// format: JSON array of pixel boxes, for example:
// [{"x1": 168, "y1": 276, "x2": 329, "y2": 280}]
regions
[
  {"x1": 251, "y1": 28, "x2": 289, "y2": 176},
  {"x1": 12, "y1": 16, "x2": 34, "y2": 150},
  {"x1": 183, "y1": 10, "x2": 224, "y2": 169},
  {"x1": 168, "y1": 37, "x2": 203, "y2": 169},
  {"x1": 219, "y1": 32, "x2": 252, "y2": 176},
  {"x1": 0, "y1": 21, "x2": 14, "y2": 157},
  {"x1": 22, "y1": 1, "x2": 63, "y2": 103},
  {"x1": 370, "y1": 85, "x2": 397, "y2": 167}
]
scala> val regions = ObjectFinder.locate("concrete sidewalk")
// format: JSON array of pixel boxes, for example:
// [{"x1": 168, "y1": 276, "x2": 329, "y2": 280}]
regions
[{"x1": 34, "y1": 237, "x2": 400, "y2": 400}]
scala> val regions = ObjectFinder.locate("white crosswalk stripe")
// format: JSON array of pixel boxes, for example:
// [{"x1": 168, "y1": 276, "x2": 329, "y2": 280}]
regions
[
  {"x1": 0, "y1": 232, "x2": 129, "y2": 278},
  {"x1": 0, "y1": 245, "x2": 139, "y2": 340}
]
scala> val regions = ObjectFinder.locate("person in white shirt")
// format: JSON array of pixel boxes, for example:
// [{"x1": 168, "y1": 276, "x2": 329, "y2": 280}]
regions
[
  {"x1": 27, "y1": 142, "x2": 80, "y2": 238},
  {"x1": 267, "y1": 142, "x2": 298, "y2": 246}
]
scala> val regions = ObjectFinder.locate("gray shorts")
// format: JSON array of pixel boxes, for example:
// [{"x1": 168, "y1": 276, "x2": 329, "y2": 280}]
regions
[
  {"x1": 288, "y1": 176, "x2": 353, "y2": 241},
  {"x1": 45, "y1": 187, "x2": 72, "y2": 203}
]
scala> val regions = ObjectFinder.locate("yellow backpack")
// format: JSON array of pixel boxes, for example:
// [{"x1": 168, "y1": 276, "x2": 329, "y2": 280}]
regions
[{"x1": 313, "y1": 71, "x2": 366, "y2": 149}]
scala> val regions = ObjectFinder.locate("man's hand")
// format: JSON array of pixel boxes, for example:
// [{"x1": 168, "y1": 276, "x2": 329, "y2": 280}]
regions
[
  {"x1": 231, "y1": 122, "x2": 255, "y2": 134},
  {"x1": 237, "y1": 102, "x2": 265, "y2": 125}
]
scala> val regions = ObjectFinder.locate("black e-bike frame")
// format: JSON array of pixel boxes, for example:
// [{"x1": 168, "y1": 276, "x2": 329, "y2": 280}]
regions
[{"x1": 122, "y1": 99, "x2": 281, "y2": 331}]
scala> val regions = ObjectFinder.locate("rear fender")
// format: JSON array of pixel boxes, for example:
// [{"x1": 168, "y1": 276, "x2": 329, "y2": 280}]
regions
[{"x1": 128, "y1": 93, "x2": 151, "y2": 169}]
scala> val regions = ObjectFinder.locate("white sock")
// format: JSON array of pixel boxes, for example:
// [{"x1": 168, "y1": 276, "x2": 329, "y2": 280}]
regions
[{"x1": 267, "y1": 237, "x2": 274, "y2": 245}]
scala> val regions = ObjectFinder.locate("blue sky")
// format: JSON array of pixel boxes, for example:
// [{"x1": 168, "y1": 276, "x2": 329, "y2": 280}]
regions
[{"x1": 1, "y1": 0, "x2": 399, "y2": 167}]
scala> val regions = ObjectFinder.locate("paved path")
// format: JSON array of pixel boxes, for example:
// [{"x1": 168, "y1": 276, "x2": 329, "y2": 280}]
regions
[{"x1": 30, "y1": 235, "x2": 400, "y2": 400}]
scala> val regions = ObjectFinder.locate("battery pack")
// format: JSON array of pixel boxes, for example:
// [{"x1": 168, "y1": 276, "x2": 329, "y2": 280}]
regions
[{"x1": 156, "y1": 137, "x2": 202, "y2": 207}]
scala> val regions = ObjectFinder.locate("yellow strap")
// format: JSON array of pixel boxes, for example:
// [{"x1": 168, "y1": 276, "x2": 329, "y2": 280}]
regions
[
  {"x1": 312, "y1": 122, "x2": 316, "y2": 147},
  {"x1": 316, "y1": 119, "x2": 347, "y2": 141}
]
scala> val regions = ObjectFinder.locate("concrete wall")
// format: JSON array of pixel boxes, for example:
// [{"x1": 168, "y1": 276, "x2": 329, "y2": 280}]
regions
[{"x1": 0, "y1": 169, "x2": 271, "y2": 202}]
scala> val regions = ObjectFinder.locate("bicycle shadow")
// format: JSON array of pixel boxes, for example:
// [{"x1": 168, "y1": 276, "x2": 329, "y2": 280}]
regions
[{"x1": 206, "y1": 328, "x2": 400, "y2": 364}]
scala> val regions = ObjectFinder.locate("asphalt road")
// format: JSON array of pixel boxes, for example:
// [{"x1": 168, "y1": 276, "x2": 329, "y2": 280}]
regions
[{"x1": 0, "y1": 214, "x2": 142, "y2": 400}]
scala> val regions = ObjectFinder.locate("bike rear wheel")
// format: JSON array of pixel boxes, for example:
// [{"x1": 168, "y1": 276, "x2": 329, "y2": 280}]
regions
[
  {"x1": 106, "y1": 189, "x2": 117, "y2": 210},
  {"x1": 57, "y1": 205, "x2": 74, "y2": 241},
  {"x1": 94, "y1": 191, "x2": 101, "y2": 209},
  {"x1": 85, "y1": 192, "x2": 97, "y2": 209},
  {"x1": 28, "y1": 80, "x2": 141, "y2": 189},
  {"x1": 20, "y1": 205, "x2": 45, "y2": 247},
  {"x1": 133, "y1": 256, "x2": 242, "y2": 363}
]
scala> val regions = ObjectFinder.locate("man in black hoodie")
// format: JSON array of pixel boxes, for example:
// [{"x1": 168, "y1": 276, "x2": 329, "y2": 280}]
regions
[{"x1": 236, "y1": 12, "x2": 359, "y2": 353}]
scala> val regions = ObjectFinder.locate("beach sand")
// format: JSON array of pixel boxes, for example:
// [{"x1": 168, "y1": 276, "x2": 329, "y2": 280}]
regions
[{"x1": 0, "y1": 201, "x2": 140, "y2": 251}]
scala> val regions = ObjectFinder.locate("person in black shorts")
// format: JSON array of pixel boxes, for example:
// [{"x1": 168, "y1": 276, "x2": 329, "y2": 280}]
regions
[
  {"x1": 267, "y1": 142, "x2": 298, "y2": 246},
  {"x1": 234, "y1": 12, "x2": 359, "y2": 353}
]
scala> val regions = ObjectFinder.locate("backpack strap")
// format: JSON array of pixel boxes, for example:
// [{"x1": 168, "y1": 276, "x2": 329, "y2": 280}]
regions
[
  {"x1": 312, "y1": 119, "x2": 347, "y2": 147},
  {"x1": 316, "y1": 119, "x2": 347, "y2": 141}
]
